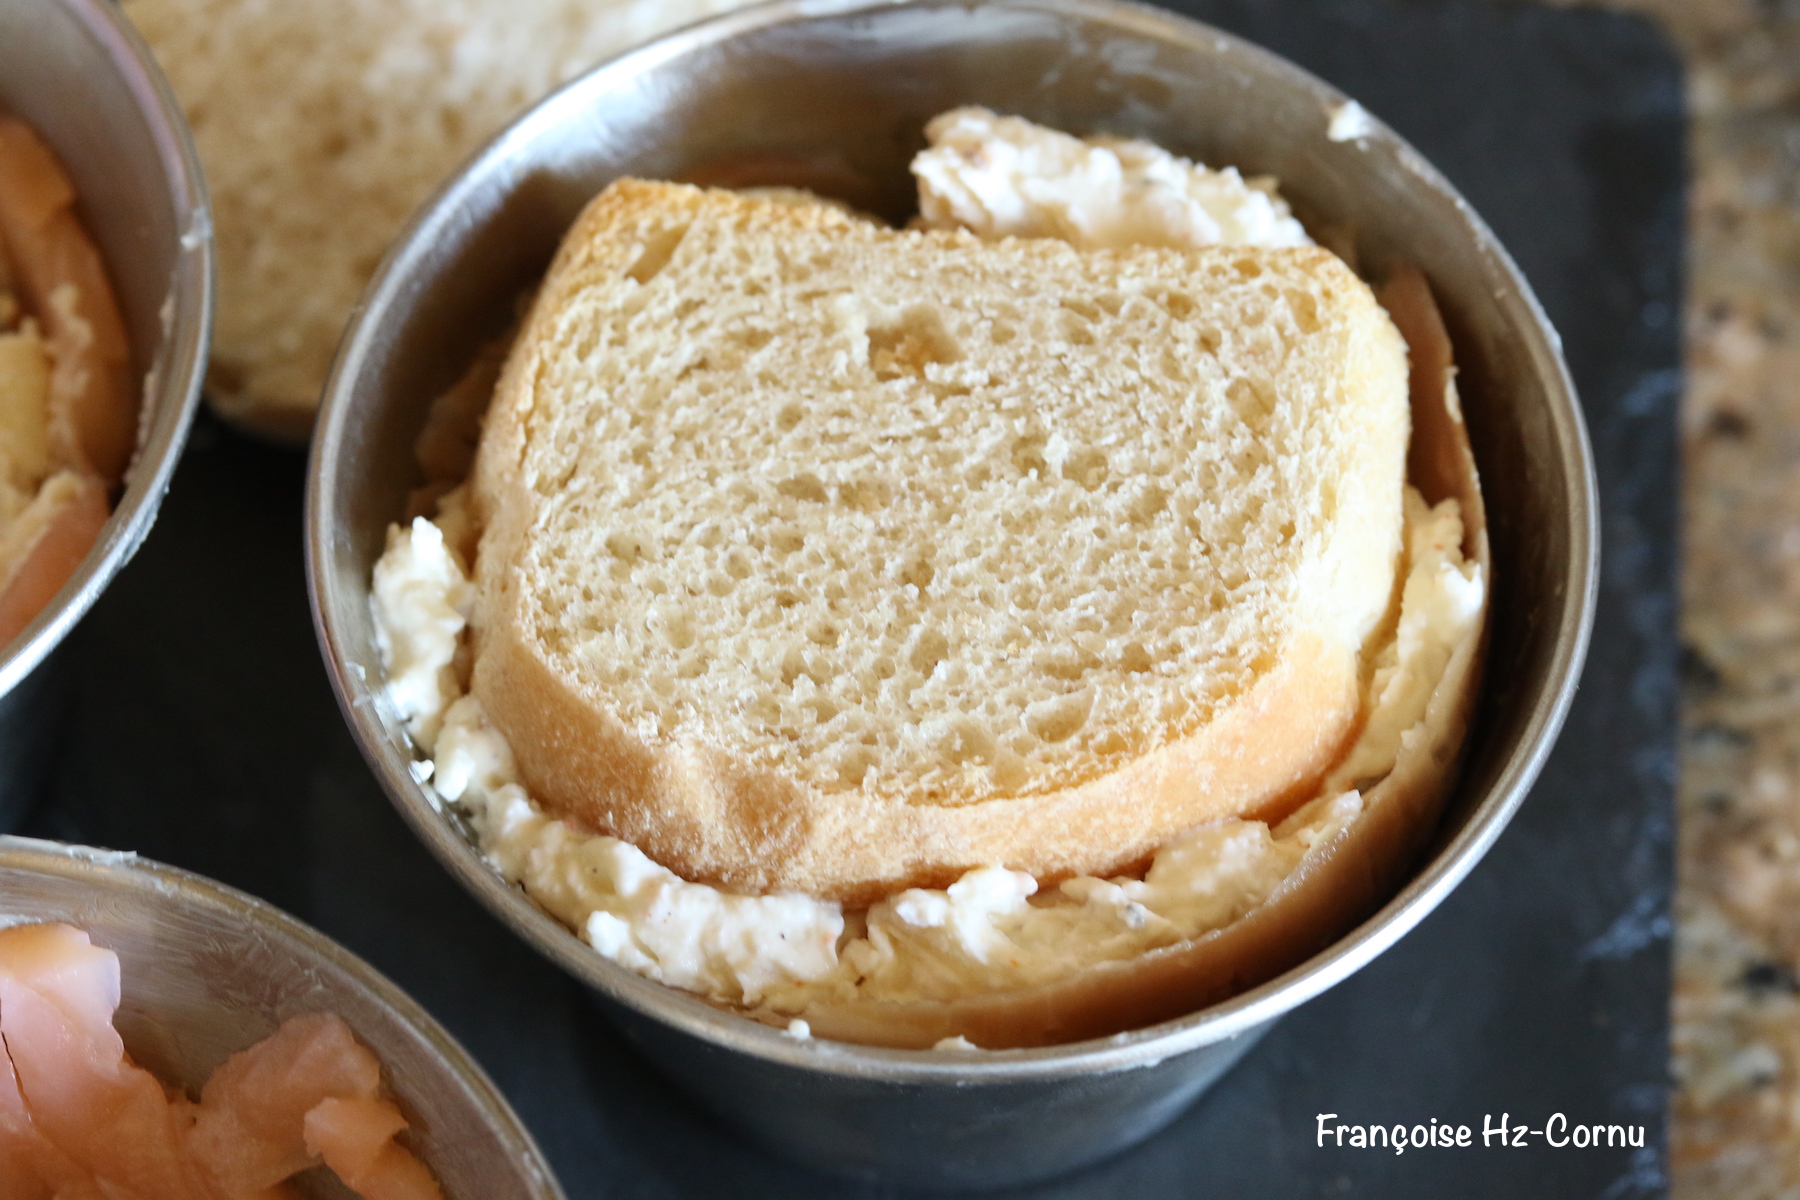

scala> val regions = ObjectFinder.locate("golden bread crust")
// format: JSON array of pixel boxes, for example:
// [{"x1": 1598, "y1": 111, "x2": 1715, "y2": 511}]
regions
[{"x1": 474, "y1": 616, "x2": 1361, "y2": 905}]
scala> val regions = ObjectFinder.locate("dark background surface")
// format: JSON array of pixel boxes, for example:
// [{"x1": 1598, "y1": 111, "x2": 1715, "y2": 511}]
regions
[{"x1": 14, "y1": 0, "x2": 1681, "y2": 1195}]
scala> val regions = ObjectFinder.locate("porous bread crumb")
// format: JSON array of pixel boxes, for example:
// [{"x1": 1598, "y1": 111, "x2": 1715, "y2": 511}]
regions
[
  {"x1": 124, "y1": 0, "x2": 763, "y2": 439},
  {"x1": 477, "y1": 184, "x2": 1408, "y2": 845}
]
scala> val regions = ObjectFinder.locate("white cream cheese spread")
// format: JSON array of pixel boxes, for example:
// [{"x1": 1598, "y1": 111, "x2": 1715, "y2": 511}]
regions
[
  {"x1": 1326, "y1": 99, "x2": 1377, "y2": 143},
  {"x1": 912, "y1": 106, "x2": 1311, "y2": 251},
  {"x1": 369, "y1": 109, "x2": 1484, "y2": 1033},
  {"x1": 373, "y1": 491, "x2": 1479, "y2": 1014}
]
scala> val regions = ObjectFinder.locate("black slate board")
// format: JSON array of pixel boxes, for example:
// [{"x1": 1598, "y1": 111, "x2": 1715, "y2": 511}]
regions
[{"x1": 17, "y1": 0, "x2": 1681, "y2": 1195}]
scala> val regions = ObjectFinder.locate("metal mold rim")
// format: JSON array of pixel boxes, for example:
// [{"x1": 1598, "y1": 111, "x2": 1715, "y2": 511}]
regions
[{"x1": 307, "y1": 0, "x2": 1598, "y2": 1087}]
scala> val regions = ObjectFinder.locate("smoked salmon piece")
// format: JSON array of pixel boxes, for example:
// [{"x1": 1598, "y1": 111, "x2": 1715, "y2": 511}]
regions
[
  {"x1": 185, "y1": 1011, "x2": 380, "y2": 1194},
  {"x1": 0, "y1": 924, "x2": 449, "y2": 1200},
  {"x1": 304, "y1": 1097, "x2": 444, "y2": 1200},
  {"x1": 0, "y1": 469, "x2": 108, "y2": 644},
  {"x1": 0, "y1": 923, "x2": 213, "y2": 1200},
  {"x1": 0, "y1": 1038, "x2": 79, "y2": 1200}
]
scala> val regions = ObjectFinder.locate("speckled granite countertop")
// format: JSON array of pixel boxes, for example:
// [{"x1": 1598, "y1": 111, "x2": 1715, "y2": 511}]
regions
[{"x1": 1586, "y1": 0, "x2": 1800, "y2": 1193}]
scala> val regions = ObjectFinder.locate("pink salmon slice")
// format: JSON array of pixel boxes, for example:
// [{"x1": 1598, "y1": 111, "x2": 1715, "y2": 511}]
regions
[
  {"x1": 303, "y1": 1096, "x2": 444, "y2": 1200},
  {"x1": 0, "y1": 922, "x2": 212, "y2": 1199},
  {"x1": 0, "y1": 1029, "x2": 71, "y2": 1199},
  {"x1": 185, "y1": 1010, "x2": 383, "y2": 1195},
  {"x1": 0, "y1": 923, "x2": 448, "y2": 1200}
]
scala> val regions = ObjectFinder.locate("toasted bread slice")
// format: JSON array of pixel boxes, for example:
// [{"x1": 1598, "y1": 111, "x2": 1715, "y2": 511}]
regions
[{"x1": 469, "y1": 180, "x2": 1411, "y2": 904}]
